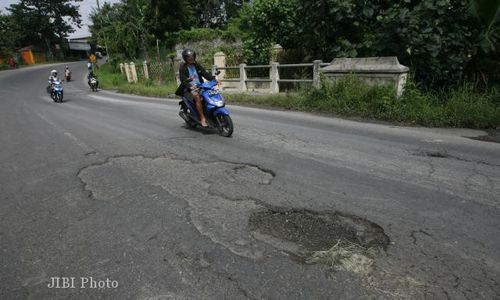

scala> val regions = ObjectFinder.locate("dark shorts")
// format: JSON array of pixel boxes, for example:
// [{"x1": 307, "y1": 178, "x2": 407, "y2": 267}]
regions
[{"x1": 184, "y1": 88, "x2": 200, "y2": 101}]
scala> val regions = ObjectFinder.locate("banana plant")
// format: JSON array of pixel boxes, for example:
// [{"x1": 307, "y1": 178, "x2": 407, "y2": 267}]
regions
[{"x1": 470, "y1": 0, "x2": 500, "y2": 50}]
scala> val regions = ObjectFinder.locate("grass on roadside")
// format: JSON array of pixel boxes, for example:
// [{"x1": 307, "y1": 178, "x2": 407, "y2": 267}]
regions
[
  {"x1": 96, "y1": 64, "x2": 500, "y2": 129},
  {"x1": 225, "y1": 75, "x2": 500, "y2": 129},
  {"x1": 225, "y1": 92, "x2": 304, "y2": 110},
  {"x1": 96, "y1": 63, "x2": 177, "y2": 97}
]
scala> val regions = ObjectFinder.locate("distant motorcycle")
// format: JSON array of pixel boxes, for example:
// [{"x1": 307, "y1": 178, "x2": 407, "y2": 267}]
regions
[
  {"x1": 89, "y1": 76, "x2": 98, "y2": 92},
  {"x1": 65, "y1": 69, "x2": 71, "y2": 82},
  {"x1": 50, "y1": 80, "x2": 64, "y2": 103}
]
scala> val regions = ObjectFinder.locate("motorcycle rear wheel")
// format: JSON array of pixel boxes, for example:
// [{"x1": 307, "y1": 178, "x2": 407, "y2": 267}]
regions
[{"x1": 182, "y1": 109, "x2": 196, "y2": 128}]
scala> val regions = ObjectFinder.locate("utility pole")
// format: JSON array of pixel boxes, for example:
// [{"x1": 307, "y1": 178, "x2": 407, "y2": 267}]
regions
[
  {"x1": 156, "y1": 39, "x2": 160, "y2": 62},
  {"x1": 96, "y1": 0, "x2": 111, "y2": 60}
]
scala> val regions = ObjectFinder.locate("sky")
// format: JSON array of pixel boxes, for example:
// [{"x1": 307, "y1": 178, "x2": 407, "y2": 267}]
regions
[{"x1": 0, "y1": 0, "x2": 121, "y2": 39}]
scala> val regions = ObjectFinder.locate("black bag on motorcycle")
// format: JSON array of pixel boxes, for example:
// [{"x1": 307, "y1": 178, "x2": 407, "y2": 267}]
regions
[{"x1": 175, "y1": 83, "x2": 185, "y2": 97}]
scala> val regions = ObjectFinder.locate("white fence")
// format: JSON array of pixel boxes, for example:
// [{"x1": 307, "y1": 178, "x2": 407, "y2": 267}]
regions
[
  {"x1": 212, "y1": 60, "x2": 330, "y2": 93},
  {"x1": 119, "y1": 54, "x2": 409, "y2": 95},
  {"x1": 119, "y1": 57, "x2": 328, "y2": 94}
]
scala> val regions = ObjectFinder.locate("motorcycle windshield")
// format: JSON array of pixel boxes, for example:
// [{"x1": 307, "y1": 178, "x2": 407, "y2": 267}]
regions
[{"x1": 200, "y1": 80, "x2": 217, "y2": 90}]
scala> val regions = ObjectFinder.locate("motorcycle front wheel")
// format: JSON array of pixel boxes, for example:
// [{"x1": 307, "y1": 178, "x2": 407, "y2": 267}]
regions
[{"x1": 216, "y1": 114, "x2": 233, "y2": 137}]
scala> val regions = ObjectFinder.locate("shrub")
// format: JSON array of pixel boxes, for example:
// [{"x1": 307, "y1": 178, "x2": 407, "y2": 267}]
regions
[{"x1": 239, "y1": 0, "x2": 499, "y2": 87}]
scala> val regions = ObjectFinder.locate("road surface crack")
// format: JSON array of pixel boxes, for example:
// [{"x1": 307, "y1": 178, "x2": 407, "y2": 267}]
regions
[
  {"x1": 414, "y1": 150, "x2": 500, "y2": 167},
  {"x1": 409, "y1": 229, "x2": 432, "y2": 245}
]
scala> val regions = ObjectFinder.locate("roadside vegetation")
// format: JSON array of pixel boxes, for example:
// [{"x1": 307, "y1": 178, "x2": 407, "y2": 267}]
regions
[
  {"x1": 97, "y1": 63, "x2": 177, "y2": 97},
  {"x1": 229, "y1": 76, "x2": 500, "y2": 129},
  {"x1": 98, "y1": 62, "x2": 500, "y2": 129},
  {"x1": 89, "y1": 0, "x2": 499, "y2": 129}
]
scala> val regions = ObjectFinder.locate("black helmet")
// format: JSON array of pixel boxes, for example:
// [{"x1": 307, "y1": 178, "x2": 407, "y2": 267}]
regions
[{"x1": 182, "y1": 49, "x2": 196, "y2": 62}]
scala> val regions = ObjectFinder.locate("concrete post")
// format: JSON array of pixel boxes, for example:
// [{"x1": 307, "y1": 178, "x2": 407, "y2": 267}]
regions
[
  {"x1": 211, "y1": 65, "x2": 223, "y2": 91},
  {"x1": 396, "y1": 73, "x2": 408, "y2": 97},
  {"x1": 124, "y1": 63, "x2": 133, "y2": 83},
  {"x1": 119, "y1": 63, "x2": 124, "y2": 74},
  {"x1": 270, "y1": 62, "x2": 280, "y2": 93},
  {"x1": 130, "y1": 62, "x2": 138, "y2": 83},
  {"x1": 239, "y1": 64, "x2": 247, "y2": 92},
  {"x1": 143, "y1": 61, "x2": 149, "y2": 80},
  {"x1": 271, "y1": 44, "x2": 283, "y2": 62},
  {"x1": 173, "y1": 58, "x2": 182, "y2": 85},
  {"x1": 313, "y1": 60, "x2": 322, "y2": 88},
  {"x1": 214, "y1": 51, "x2": 226, "y2": 80}
]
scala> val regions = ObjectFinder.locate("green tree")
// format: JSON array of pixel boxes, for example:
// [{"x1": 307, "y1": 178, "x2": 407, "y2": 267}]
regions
[
  {"x1": 238, "y1": 0, "x2": 298, "y2": 64},
  {"x1": 239, "y1": 0, "x2": 499, "y2": 86},
  {"x1": 0, "y1": 12, "x2": 21, "y2": 56},
  {"x1": 6, "y1": 0, "x2": 82, "y2": 55},
  {"x1": 186, "y1": 0, "x2": 249, "y2": 28},
  {"x1": 143, "y1": 0, "x2": 191, "y2": 40},
  {"x1": 375, "y1": 0, "x2": 481, "y2": 85},
  {"x1": 90, "y1": 1, "x2": 151, "y2": 60}
]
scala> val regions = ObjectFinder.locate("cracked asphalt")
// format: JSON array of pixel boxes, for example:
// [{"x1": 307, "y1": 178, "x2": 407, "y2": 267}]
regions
[{"x1": 1, "y1": 62, "x2": 500, "y2": 299}]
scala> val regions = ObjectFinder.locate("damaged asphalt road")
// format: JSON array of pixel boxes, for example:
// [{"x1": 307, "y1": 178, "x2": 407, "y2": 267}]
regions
[{"x1": 1, "y1": 63, "x2": 500, "y2": 299}]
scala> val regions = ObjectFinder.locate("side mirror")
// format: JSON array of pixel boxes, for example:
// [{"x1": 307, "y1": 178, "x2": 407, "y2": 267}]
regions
[{"x1": 215, "y1": 69, "x2": 221, "y2": 75}]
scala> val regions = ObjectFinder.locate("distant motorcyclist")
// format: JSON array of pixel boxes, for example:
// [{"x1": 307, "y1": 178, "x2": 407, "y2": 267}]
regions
[
  {"x1": 48, "y1": 69, "x2": 60, "y2": 83},
  {"x1": 64, "y1": 66, "x2": 71, "y2": 81},
  {"x1": 47, "y1": 70, "x2": 61, "y2": 93},
  {"x1": 87, "y1": 70, "x2": 99, "y2": 89}
]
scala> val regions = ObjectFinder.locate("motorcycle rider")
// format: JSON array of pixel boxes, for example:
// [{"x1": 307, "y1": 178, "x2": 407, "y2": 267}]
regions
[
  {"x1": 47, "y1": 70, "x2": 61, "y2": 93},
  {"x1": 64, "y1": 66, "x2": 71, "y2": 80},
  {"x1": 87, "y1": 70, "x2": 99, "y2": 89},
  {"x1": 175, "y1": 49, "x2": 216, "y2": 127}
]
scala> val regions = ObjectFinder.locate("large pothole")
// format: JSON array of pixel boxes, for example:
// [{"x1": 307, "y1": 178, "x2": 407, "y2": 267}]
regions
[
  {"x1": 249, "y1": 209, "x2": 390, "y2": 274},
  {"x1": 78, "y1": 155, "x2": 390, "y2": 272}
]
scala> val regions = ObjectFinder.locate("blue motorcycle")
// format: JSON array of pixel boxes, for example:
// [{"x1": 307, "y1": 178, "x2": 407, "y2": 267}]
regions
[
  {"x1": 49, "y1": 80, "x2": 64, "y2": 103},
  {"x1": 178, "y1": 79, "x2": 233, "y2": 137}
]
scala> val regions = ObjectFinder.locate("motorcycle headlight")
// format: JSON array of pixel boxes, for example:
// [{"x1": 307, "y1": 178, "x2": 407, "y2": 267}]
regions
[
  {"x1": 207, "y1": 98, "x2": 223, "y2": 107},
  {"x1": 207, "y1": 93, "x2": 224, "y2": 107}
]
